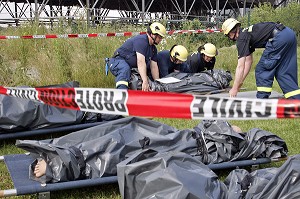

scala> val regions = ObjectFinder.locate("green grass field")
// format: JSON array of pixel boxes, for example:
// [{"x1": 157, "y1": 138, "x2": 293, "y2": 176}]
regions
[{"x1": 0, "y1": 23, "x2": 300, "y2": 198}]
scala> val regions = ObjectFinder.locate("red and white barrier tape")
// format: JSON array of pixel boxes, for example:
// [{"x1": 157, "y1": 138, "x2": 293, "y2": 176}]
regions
[
  {"x1": 0, "y1": 86, "x2": 299, "y2": 120},
  {"x1": 0, "y1": 29, "x2": 222, "y2": 40}
]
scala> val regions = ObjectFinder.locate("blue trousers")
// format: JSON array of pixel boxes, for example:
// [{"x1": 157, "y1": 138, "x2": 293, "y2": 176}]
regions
[
  {"x1": 109, "y1": 58, "x2": 131, "y2": 89},
  {"x1": 255, "y1": 27, "x2": 300, "y2": 99}
]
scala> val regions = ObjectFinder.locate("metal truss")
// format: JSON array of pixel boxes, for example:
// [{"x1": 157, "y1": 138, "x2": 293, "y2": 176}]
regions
[{"x1": 0, "y1": 0, "x2": 289, "y2": 27}]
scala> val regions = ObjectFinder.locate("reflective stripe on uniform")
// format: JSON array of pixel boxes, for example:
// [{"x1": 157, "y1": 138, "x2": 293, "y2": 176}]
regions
[
  {"x1": 257, "y1": 87, "x2": 272, "y2": 92},
  {"x1": 284, "y1": 89, "x2": 300, "y2": 98},
  {"x1": 116, "y1": 81, "x2": 129, "y2": 87},
  {"x1": 243, "y1": 25, "x2": 253, "y2": 33}
]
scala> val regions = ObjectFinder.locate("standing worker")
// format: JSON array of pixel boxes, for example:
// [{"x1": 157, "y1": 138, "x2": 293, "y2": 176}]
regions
[
  {"x1": 186, "y1": 43, "x2": 218, "y2": 73},
  {"x1": 222, "y1": 18, "x2": 300, "y2": 99},
  {"x1": 108, "y1": 22, "x2": 166, "y2": 91},
  {"x1": 157, "y1": 44, "x2": 189, "y2": 78}
]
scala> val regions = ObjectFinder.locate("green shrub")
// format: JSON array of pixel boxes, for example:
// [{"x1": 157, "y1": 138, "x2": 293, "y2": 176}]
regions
[{"x1": 239, "y1": 2, "x2": 300, "y2": 36}]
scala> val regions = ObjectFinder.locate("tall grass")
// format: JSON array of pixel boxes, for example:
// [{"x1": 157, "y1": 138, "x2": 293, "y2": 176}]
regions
[{"x1": 0, "y1": 20, "x2": 299, "y2": 198}]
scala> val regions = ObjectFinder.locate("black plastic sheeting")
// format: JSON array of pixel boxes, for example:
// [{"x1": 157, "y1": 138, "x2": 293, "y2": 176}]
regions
[
  {"x1": 3, "y1": 154, "x2": 119, "y2": 196},
  {"x1": 0, "y1": 81, "x2": 122, "y2": 134},
  {"x1": 225, "y1": 154, "x2": 300, "y2": 199},
  {"x1": 118, "y1": 150, "x2": 228, "y2": 199},
  {"x1": 118, "y1": 151, "x2": 300, "y2": 199},
  {"x1": 197, "y1": 120, "x2": 287, "y2": 164},
  {"x1": 16, "y1": 117, "x2": 287, "y2": 185},
  {"x1": 129, "y1": 69, "x2": 232, "y2": 93}
]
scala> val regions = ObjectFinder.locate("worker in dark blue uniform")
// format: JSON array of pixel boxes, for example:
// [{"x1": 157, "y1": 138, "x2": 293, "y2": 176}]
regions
[
  {"x1": 186, "y1": 43, "x2": 217, "y2": 73},
  {"x1": 157, "y1": 45, "x2": 189, "y2": 78},
  {"x1": 222, "y1": 18, "x2": 300, "y2": 99},
  {"x1": 108, "y1": 22, "x2": 166, "y2": 91}
]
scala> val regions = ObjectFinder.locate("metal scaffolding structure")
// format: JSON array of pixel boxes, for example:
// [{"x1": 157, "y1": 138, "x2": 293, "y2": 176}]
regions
[{"x1": 0, "y1": 0, "x2": 288, "y2": 27}]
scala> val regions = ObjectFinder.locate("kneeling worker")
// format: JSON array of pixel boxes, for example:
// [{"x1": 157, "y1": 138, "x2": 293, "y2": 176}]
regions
[
  {"x1": 108, "y1": 22, "x2": 166, "y2": 91},
  {"x1": 157, "y1": 44, "x2": 189, "y2": 78},
  {"x1": 186, "y1": 43, "x2": 218, "y2": 73}
]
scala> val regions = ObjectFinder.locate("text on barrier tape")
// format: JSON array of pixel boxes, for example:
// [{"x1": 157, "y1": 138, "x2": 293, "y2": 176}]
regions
[{"x1": 0, "y1": 86, "x2": 300, "y2": 120}]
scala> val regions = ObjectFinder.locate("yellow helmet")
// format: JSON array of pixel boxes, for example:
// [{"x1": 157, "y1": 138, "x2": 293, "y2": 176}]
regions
[
  {"x1": 149, "y1": 22, "x2": 166, "y2": 38},
  {"x1": 222, "y1": 18, "x2": 241, "y2": 35},
  {"x1": 200, "y1": 43, "x2": 217, "y2": 57},
  {"x1": 170, "y1": 45, "x2": 188, "y2": 61}
]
